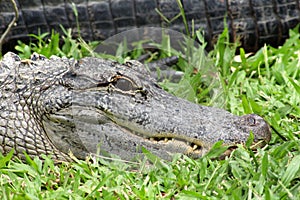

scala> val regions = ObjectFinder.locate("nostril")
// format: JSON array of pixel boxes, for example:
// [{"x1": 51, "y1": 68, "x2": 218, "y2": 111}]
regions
[{"x1": 247, "y1": 115, "x2": 257, "y2": 126}]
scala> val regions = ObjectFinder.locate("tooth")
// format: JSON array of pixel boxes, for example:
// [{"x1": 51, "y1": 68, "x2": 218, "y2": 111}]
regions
[
  {"x1": 149, "y1": 138, "x2": 155, "y2": 141},
  {"x1": 193, "y1": 144, "x2": 198, "y2": 150},
  {"x1": 164, "y1": 138, "x2": 168, "y2": 142}
]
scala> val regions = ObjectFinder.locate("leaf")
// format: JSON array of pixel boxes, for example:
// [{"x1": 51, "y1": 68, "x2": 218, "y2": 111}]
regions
[
  {"x1": 288, "y1": 78, "x2": 300, "y2": 95},
  {"x1": 245, "y1": 131, "x2": 254, "y2": 148},
  {"x1": 261, "y1": 152, "x2": 268, "y2": 177},
  {"x1": 181, "y1": 190, "x2": 206, "y2": 198},
  {"x1": 248, "y1": 99, "x2": 262, "y2": 114},
  {"x1": 141, "y1": 147, "x2": 163, "y2": 167},
  {"x1": 204, "y1": 140, "x2": 228, "y2": 159},
  {"x1": 0, "y1": 149, "x2": 14, "y2": 168},
  {"x1": 281, "y1": 155, "x2": 300, "y2": 185},
  {"x1": 242, "y1": 95, "x2": 252, "y2": 114}
]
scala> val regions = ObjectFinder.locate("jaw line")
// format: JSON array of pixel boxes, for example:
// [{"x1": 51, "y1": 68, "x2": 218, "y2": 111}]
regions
[{"x1": 116, "y1": 124, "x2": 209, "y2": 157}]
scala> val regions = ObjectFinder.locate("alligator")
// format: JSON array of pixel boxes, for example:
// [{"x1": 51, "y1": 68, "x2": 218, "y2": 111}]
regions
[
  {"x1": 0, "y1": 52, "x2": 271, "y2": 161},
  {"x1": 0, "y1": 0, "x2": 299, "y2": 53}
]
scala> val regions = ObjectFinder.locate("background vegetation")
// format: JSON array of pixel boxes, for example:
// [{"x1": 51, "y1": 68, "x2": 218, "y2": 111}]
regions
[{"x1": 0, "y1": 17, "x2": 299, "y2": 200}]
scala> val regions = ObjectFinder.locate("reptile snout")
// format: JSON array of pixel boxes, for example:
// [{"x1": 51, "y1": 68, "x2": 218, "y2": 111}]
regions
[{"x1": 240, "y1": 114, "x2": 272, "y2": 145}]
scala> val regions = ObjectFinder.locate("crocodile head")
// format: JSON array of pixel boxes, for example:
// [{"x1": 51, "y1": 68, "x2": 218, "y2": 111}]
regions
[
  {"x1": 36, "y1": 55, "x2": 271, "y2": 161},
  {"x1": 3, "y1": 53, "x2": 270, "y2": 161}
]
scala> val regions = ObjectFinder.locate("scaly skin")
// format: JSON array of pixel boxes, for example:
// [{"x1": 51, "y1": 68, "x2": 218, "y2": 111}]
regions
[{"x1": 0, "y1": 52, "x2": 271, "y2": 161}]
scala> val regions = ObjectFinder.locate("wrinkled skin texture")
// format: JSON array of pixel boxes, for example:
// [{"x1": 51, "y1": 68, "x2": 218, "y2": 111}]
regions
[{"x1": 0, "y1": 53, "x2": 271, "y2": 161}]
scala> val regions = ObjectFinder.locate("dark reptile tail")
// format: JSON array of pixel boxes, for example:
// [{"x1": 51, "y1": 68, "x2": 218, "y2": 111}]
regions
[{"x1": 1, "y1": 0, "x2": 299, "y2": 53}]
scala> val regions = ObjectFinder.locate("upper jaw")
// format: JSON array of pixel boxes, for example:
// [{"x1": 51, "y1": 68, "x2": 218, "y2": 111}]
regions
[{"x1": 237, "y1": 114, "x2": 272, "y2": 144}]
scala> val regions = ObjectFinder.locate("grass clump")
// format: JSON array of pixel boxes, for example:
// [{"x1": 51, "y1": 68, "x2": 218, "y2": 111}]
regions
[
  {"x1": 0, "y1": 140, "x2": 299, "y2": 199},
  {"x1": 15, "y1": 26, "x2": 98, "y2": 60},
  {"x1": 1, "y1": 13, "x2": 299, "y2": 199}
]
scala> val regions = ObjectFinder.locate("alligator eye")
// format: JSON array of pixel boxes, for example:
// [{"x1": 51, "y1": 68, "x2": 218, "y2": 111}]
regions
[{"x1": 113, "y1": 77, "x2": 135, "y2": 91}]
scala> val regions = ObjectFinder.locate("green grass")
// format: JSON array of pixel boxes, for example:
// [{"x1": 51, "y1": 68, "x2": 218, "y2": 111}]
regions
[{"x1": 1, "y1": 20, "x2": 300, "y2": 199}]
